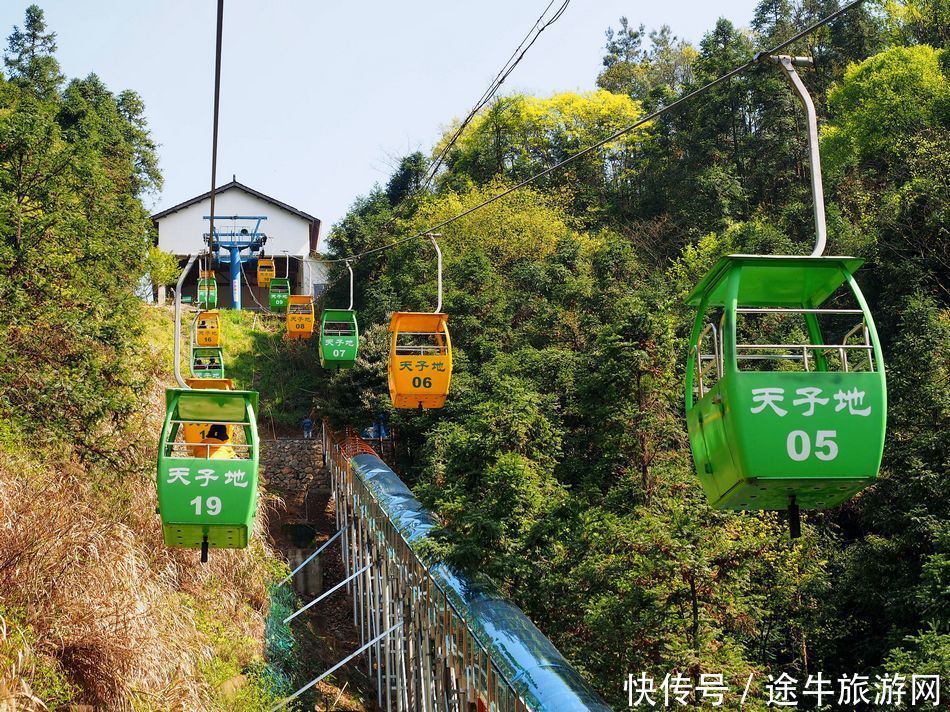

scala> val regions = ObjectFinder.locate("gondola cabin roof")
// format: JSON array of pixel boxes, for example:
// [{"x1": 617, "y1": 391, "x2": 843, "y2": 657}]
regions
[
  {"x1": 685, "y1": 255, "x2": 865, "y2": 308},
  {"x1": 288, "y1": 294, "x2": 313, "y2": 308},
  {"x1": 166, "y1": 388, "x2": 258, "y2": 424},
  {"x1": 389, "y1": 311, "x2": 449, "y2": 332}
]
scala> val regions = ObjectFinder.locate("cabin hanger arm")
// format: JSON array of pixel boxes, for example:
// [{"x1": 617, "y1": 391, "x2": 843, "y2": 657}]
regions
[{"x1": 771, "y1": 54, "x2": 827, "y2": 257}]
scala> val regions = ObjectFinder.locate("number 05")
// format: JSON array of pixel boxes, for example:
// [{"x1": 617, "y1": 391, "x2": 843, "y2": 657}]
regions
[
  {"x1": 814, "y1": 430, "x2": 838, "y2": 461},
  {"x1": 786, "y1": 430, "x2": 838, "y2": 461}
]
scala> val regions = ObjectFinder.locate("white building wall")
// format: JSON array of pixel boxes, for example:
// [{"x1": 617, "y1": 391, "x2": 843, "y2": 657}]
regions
[
  {"x1": 156, "y1": 188, "x2": 312, "y2": 257},
  {"x1": 303, "y1": 258, "x2": 331, "y2": 298}
]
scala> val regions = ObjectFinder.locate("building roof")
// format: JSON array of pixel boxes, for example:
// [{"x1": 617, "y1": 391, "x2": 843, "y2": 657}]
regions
[{"x1": 150, "y1": 179, "x2": 318, "y2": 224}]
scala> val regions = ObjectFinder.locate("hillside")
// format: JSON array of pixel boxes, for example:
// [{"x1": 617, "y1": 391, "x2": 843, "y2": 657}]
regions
[
  {"x1": 0, "y1": 305, "x2": 295, "y2": 709},
  {"x1": 0, "y1": 22, "x2": 305, "y2": 702},
  {"x1": 214, "y1": 310, "x2": 324, "y2": 434},
  {"x1": 316, "y1": 4, "x2": 950, "y2": 707}
]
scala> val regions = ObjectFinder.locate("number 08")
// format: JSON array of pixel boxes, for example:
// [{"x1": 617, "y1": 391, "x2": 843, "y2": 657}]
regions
[{"x1": 786, "y1": 430, "x2": 838, "y2": 461}]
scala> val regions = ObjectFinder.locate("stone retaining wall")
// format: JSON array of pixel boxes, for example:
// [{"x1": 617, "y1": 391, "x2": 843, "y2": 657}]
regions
[
  {"x1": 260, "y1": 438, "x2": 327, "y2": 495},
  {"x1": 261, "y1": 438, "x2": 329, "y2": 597}
]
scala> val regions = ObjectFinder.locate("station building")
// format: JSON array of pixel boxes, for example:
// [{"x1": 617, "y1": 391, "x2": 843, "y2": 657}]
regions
[{"x1": 151, "y1": 178, "x2": 329, "y2": 308}]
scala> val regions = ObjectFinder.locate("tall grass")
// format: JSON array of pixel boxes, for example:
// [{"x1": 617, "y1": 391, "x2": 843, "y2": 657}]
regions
[{"x1": 0, "y1": 306, "x2": 292, "y2": 710}]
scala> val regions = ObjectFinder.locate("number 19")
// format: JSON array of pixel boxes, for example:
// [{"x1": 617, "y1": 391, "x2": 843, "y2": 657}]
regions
[{"x1": 191, "y1": 496, "x2": 222, "y2": 516}]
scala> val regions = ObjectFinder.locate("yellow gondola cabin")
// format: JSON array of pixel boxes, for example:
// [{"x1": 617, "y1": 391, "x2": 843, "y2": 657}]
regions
[
  {"x1": 194, "y1": 310, "x2": 220, "y2": 348},
  {"x1": 388, "y1": 312, "x2": 452, "y2": 409},
  {"x1": 286, "y1": 295, "x2": 315, "y2": 339}
]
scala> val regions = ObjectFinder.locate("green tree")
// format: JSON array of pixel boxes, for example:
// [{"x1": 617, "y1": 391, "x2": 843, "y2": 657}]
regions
[
  {"x1": 0, "y1": 5, "x2": 159, "y2": 450},
  {"x1": 3, "y1": 4, "x2": 62, "y2": 97},
  {"x1": 117, "y1": 89, "x2": 163, "y2": 194},
  {"x1": 884, "y1": 0, "x2": 950, "y2": 47},
  {"x1": 439, "y1": 91, "x2": 649, "y2": 221},
  {"x1": 317, "y1": 2, "x2": 950, "y2": 705},
  {"x1": 597, "y1": 18, "x2": 647, "y2": 97},
  {"x1": 385, "y1": 150, "x2": 428, "y2": 206},
  {"x1": 751, "y1": 0, "x2": 796, "y2": 39},
  {"x1": 597, "y1": 21, "x2": 697, "y2": 109},
  {"x1": 146, "y1": 245, "x2": 182, "y2": 291},
  {"x1": 824, "y1": 45, "x2": 949, "y2": 170}
]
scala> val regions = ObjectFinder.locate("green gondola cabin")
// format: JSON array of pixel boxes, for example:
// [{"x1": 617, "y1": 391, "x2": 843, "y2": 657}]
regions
[
  {"x1": 319, "y1": 309, "x2": 359, "y2": 369},
  {"x1": 191, "y1": 347, "x2": 225, "y2": 379},
  {"x1": 269, "y1": 278, "x2": 290, "y2": 310},
  {"x1": 197, "y1": 277, "x2": 217, "y2": 310},
  {"x1": 684, "y1": 255, "x2": 886, "y2": 512},
  {"x1": 157, "y1": 387, "x2": 260, "y2": 557}
]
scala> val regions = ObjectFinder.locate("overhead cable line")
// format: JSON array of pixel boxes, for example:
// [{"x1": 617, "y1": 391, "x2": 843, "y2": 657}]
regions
[
  {"x1": 207, "y1": 0, "x2": 224, "y2": 248},
  {"x1": 418, "y1": 0, "x2": 572, "y2": 193},
  {"x1": 318, "y1": 0, "x2": 865, "y2": 265}
]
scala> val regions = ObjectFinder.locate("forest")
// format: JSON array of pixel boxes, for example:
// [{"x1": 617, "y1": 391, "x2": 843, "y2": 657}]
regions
[
  {"x1": 0, "y1": 0, "x2": 946, "y2": 709},
  {"x1": 317, "y1": 0, "x2": 949, "y2": 706}
]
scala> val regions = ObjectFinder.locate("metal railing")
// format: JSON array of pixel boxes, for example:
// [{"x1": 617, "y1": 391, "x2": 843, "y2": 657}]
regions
[
  {"x1": 693, "y1": 307, "x2": 876, "y2": 397},
  {"x1": 734, "y1": 342, "x2": 873, "y2": 371},
  {"x1": 330, "y1": 427, "x2": 506, "y2": 711},
  {"x1": 832, "y1": 322, "x2": 875, "y2": 372},
  {"x1": 322, "y1": 421, "x2": 611, "y2": 712},
  {"x1": 162, "y1": 420, "x2": 254, "y2": 459},
  {"x1": 162, "y1": 441, "x2": 253, "y2": 459},
  {"x1": 394, "y1": 333, "x2": 449, "y2": 356},
  {"x1": 323, "y1": 322, "x2": 357, "y2": 336},
  {"x1": 394, "y1": 346, "x2": 448, "y2": 356},
  {"x1": 694, "y1": 322, "x2": 722, "y2": 396}
]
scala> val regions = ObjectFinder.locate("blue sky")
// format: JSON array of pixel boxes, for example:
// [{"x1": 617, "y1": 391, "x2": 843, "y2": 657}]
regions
[{"x1": 1, "y1": 0, "x2": 761, "y2": 235}]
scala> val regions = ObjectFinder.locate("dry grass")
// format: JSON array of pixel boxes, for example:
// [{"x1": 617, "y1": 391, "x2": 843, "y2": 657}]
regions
[
  {"x1": 0, "y1": 305, "x2": 286, "y2": 710},
  {"x1": 0, "y1": 438, "x2": 279, "y2": 710}
]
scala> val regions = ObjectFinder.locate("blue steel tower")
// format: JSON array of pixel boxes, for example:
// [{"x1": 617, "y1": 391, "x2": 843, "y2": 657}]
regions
[{"x1": 203, "y1": 215, "x2": 267, "y2": 310}]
